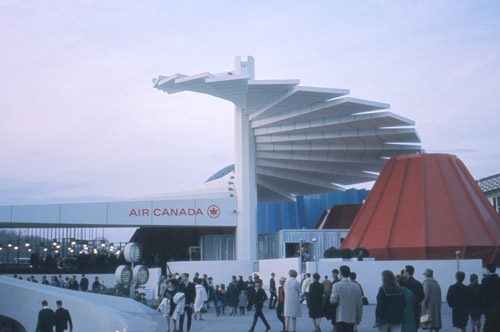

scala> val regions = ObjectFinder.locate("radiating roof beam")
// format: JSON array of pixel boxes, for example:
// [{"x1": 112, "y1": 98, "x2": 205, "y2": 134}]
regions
[
  {"x1": 249, "y1": 86, "x2": 349, "y2": 121},
  {"x1": 256, "y1": 142, "x2": 422, "y2": 152},
  {"x1": 255, "y1": 128, "x2": 421, "y2": 144},
  {"x1": 253, "y1": 112, "x2": 414, "y2": 136},
  {"x1": 256, "y1": 167, "x2": 345, "y2": 191},
  {"x1": 251, "y1": 97, "x2": 389, "y2": 128},
  {"x1": 153, "y1": 73, "x2": 187, "y2": 93},
  {"x1": 256, "y1": 159, "x2": 379, "y2": 180},
  {"x1": 256, "y1": 150, "x2": 387, "y2": 165},
  {"x1": 256, "y1": 179, "x2": 296, "y2": 202}
]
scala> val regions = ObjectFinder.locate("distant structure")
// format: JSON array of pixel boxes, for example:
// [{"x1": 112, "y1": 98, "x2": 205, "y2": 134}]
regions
[
  {"x1": 0, "y1": 56, "x2": 422, "y2": 264},
  {"x1": 153, "y1": 56, "x2": 421, "y2": 260},
  {"x1": 341, "y1": 153, "x2": 500, "y2": 264},
  {"x1": 314, "y1": 204, "x2": 362, "y2": 230},
  {"x1": 478, "y1": 173, "x2": 500, "y2": 215}
]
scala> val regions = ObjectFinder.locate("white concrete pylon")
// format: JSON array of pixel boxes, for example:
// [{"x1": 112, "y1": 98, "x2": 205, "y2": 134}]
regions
[{"x1": 153, "y1": 56, "x2": 422, "y2": 260}]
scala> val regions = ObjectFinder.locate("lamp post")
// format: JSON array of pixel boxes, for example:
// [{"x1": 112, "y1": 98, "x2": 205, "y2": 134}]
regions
[
  {"x1": 7, "y1": 240, "x2": 13, "y2": 264},
  {"x1": 311, "y1": 238, "x2": 318, "y2": 273},
  {"x1": 13, "y1": 242, "x2": 20, "y2": 265},
  {"x1": 298, "y1": 238, "x2": 304, "y2": 284},
  {"x1": 455, "y1": 250, "x2": 461, "y2": 271}
]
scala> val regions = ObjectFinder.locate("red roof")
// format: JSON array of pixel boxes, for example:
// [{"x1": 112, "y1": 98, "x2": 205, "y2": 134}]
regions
[{"x1": 341, "y1": 154, "x2": 500, "y2": 264}]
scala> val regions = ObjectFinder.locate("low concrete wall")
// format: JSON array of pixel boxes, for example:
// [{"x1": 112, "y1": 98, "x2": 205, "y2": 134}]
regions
[
  {"x1": 8, "y1": 258, "x2": 484, "y2": 306},
  {"x1": 0, "y1": 276, "x2": 166, "y2": 332},
  {"x1": 258, "y1": 257, "x2": 300, "y2": 291}
]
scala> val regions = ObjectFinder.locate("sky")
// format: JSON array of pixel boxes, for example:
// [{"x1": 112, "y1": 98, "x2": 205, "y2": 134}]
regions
[{"x1": 1, "y1": 1, "x2": 499, "y2": 240}]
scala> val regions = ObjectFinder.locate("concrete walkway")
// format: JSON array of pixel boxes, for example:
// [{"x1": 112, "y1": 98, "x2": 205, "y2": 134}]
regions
[{"x1": 164, "y1": 303, "x2": 465, "y2": 332}]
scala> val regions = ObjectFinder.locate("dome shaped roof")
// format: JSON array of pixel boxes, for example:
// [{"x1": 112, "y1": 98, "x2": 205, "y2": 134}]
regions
[{"x1": 341, "y1": 153, "x2": 500, "y2": 264}]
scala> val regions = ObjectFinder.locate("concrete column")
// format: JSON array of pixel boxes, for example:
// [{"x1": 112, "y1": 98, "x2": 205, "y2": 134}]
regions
[{"x1": 234, "y1": 56, "x2": 258, "y2": 261}]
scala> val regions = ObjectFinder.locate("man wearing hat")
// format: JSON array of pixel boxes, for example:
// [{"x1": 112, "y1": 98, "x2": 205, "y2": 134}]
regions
[
  {"x1": 276, "y1": 276, "x2": 287, "y2": 332},
  {"x1": 421, "y1": 268, "x2": 442, "y2": 332}
]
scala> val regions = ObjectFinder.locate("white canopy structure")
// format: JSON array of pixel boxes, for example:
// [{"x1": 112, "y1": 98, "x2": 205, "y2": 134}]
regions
[{"x1": 153, "y1": 56, "x2": 421, "y2": 260}]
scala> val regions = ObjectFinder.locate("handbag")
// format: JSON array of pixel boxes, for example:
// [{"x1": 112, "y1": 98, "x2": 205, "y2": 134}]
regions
[
  {"x1": 362, "y1": 296, "x2": 369, "y2": 305},
  {"x1": 420, "y1": 314, "x2": 431, "y2": 323}
]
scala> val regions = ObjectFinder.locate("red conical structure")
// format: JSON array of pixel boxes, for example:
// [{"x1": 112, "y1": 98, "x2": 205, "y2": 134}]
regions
[{"x1": 341, "y1": 154, "x2": 500, "y2": 264}]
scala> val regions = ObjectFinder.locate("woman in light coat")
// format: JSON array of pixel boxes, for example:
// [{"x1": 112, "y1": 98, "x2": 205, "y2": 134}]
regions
[
  {"x1": 194, "y1": 278, "x2": 208, "y2": 320},
  {"x1": 157, "y1": 279, "x2": 178, "y2": 332},
  {"x1": 284, "y1": 269, "x2": 302, "y2": 332}
]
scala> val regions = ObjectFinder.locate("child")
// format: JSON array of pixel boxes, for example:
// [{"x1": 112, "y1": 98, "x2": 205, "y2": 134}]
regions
[{"x1": 239, "y1": 290, "x2": 248, "y2": 316}]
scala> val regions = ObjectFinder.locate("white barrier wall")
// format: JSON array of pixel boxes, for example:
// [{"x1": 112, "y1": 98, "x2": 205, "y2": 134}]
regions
[
  {"x1": 9, "y1": 258, "x2": 484, "y2": 305},
  {"x1": 307, "y1": 258, "x2": 483, "y2": 304},
  {"x1": 258, "y1": 257, "x2": 301, "y2": 291},
  {"x1": 0, "y1": 276, "x2": 166, "y2": 332}
]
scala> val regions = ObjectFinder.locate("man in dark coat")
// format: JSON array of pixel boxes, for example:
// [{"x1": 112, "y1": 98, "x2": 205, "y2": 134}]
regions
[
  {"x1": 80, "y1": 274, "x2": 89, "y2": 292},
  {"x1": 36, "y1": 300, "x2": 55, "y2": 332},
  {"x1": 68, "y1": 276, "x2": 79, "y2": 291},
  {"x1": 55, "y1": 300, "x2": 73, "y2": 332},
  {"x1": 178, "y1": 272, "x2": 196, "y2": 332},
  {"x1": 478, "y1": 264, "x2": 500, "y2": 326},
  {"x1": 446, "y1": 271, "x2": 471, "y2": 332},
  {"x1": 309, "y1": 273, "x2": 325, "y2": 332},
  {"x1": 269, "y1": 272, "x2": 277, "y2": 309},
  {"x1": 328, "y1": 268, "x2": 341, "y2": 331},
  {"x1": 468, "y1": 273, "x2": 482, "y2": 332},
  {"x1": 246, "y1": 283, "x2": 256, "y2": 311},
  {"x1": 404, "y1": 265, "x2": 425, "y2": 328},
  {"x1": 248, "y1": 280, "x2": 271, "y2": 332},
  {"x1": 92, "y1": 276, "x2": 101, "y2": 291}
]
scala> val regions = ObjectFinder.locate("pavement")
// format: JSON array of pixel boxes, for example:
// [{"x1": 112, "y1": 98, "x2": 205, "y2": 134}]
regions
[{"x1": 162, "y1": 303, "x2": 462, "y2": 332}]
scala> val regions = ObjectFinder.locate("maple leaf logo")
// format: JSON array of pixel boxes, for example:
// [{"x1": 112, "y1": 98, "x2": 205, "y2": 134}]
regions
[{"x1": 207, "y1": 205, "x2": 220, "y2": 219}]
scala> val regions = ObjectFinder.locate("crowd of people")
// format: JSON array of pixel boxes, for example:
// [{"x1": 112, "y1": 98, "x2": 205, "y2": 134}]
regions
[
  {"x1": 18, "y1": 261, "x2": 500, "y2": 332},
  {"x1": 14, "y1": 273, "x2": 103, "y2": 292},
  {"x1": 25, "y1": 251, "x2": 120, "y2": 272},
  {"x1": 155, "y1": 264, "x2": 500, "y2": 332}
]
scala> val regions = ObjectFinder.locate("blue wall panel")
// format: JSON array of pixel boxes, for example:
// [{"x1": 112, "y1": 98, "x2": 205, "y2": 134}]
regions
[{"x1": 258, "y1": 189, "x2": 370, "y2": 234}]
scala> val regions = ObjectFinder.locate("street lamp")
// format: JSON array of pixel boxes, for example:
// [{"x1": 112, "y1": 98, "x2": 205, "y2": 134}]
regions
[
  {"x1": 455, "y1": 250, "x2": 461, "y2": 271},
  {"x1": 311, "y1": 237, "x2": 318, "y2": 273},
  {"x1": 6, "y1": 241, "x2": 12, "y2": 263},
  {"x1": 298, "y1": 238, "x2": 304, "y2": 283}
]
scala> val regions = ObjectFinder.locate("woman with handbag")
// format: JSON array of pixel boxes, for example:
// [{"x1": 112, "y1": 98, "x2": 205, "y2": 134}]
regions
[{"x1": 421, "y1": 269, "x2": 442, "y2": 332}]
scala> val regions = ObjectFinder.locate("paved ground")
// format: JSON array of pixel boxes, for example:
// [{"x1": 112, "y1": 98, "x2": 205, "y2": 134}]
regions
[{"x1": 162, "y1": 303, "x2": 463, "y2": 332}]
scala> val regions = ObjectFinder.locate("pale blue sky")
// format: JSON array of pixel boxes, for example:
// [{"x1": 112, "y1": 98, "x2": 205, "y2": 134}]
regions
[{"x1": 1, "y1": 0, "x2": 499, "y2": 210}]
